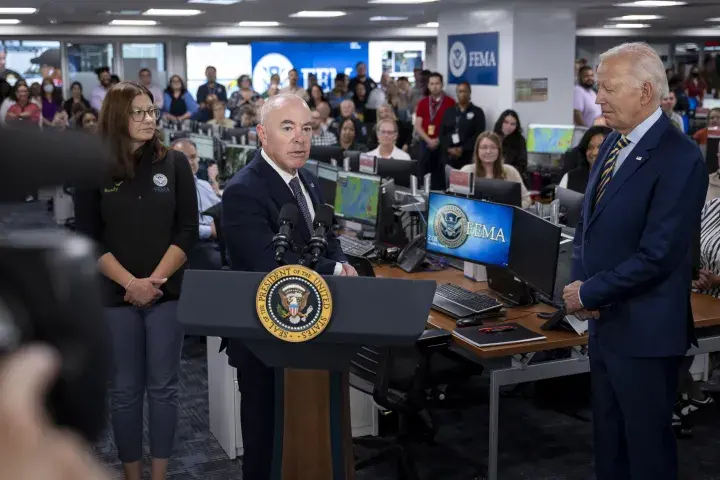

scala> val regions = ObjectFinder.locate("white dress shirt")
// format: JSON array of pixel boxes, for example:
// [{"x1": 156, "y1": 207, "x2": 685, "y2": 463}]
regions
[
  {"x1": 262, "y1": 149, "x2": 343, "y2": 275},
  {"x1": 367, "y1": 145, "x2": 411, "y2": 161},
  {"x1": 612, "y1": 107, "x2": 663, "y2": 175}
]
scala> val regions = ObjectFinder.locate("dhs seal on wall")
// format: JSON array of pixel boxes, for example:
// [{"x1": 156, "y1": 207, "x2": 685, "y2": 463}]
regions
[
  {"x1": 434, "y1": 204, "x2": 469, "y2": 249},
  {"x1": 252, "y1": 53, "x2": 294, "y2": 94},
  {"x1": 255, "y1": 265, "x2": 333, "y2": 343}
]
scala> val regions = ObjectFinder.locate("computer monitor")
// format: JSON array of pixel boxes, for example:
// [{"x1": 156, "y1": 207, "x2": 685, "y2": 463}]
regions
[
  {"x1": 425, "y1": 192, "x2": 514, "y2": 268},
  {"x1": 707, "y1": 136, "x2": 719, "y2": 174},
  {"x1": 572, "y1": 126, "x2": 588, "y2": 148},
  {"x1": 555, "y1": 186, "x2": 585, "y2": 228},
  {"x1": 317, "y1": 163, "x2": 339, "y2": 207},
  {"x1": 344, "y1": 150, "x2": 362, "y2": 172},
  {"x1": 197, "y1": 124, "x2": 214, "y2": 137},
  {"x1": 223, "y1": 127, "x2": 248, "y2": 143},
  {"x1": 334, "y1": 171, "x2": 381, "y2": 226},
  {"x1": 375, "y1": 158, "x2": 420, "y2": 189},
  {"x1": 190, "y1": 134, "x2": 215, "y2": 160},
  {"x1": 221, "y1": 144, "x2": 255, "y2": 181},
  {"x1": 375, "y1": 179, "x2": 408, "y2": 247},
  {"x1": 507, "y1": 208, "x2": 562, "y2": 299},
  {"x1": 473, "y1": 177, "x2": 522, "y2": 207},
  {"x1": 310, "y1": 146, "x2": 345, "y2": 165},
  {"x1": 526, "y1": 124, "x2": 575, "y2": 154},
  {"x1": 703, "y1": 98, "x2": 720, "y2": 110},
  {"x1": 302, "y1": 159, "x2": 319, "y2": 177}
]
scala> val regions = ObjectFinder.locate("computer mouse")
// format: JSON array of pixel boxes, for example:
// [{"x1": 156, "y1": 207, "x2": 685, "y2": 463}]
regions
[{"x1": 456, "y1": 317, "x2": 484, "y2": 327}]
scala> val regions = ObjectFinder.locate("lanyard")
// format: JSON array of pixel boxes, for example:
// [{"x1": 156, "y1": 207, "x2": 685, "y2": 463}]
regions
[{"x1": 429, "y1": 95, "x2": 443, "y2": 123}]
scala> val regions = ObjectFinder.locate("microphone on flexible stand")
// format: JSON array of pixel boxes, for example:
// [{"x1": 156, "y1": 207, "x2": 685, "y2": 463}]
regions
[
  {"x1": 300, "y1": 204, "x2": 335, "y2": 270},
  {"x1": 273, "y1": 204, "x2": 299, "y2": 265}
]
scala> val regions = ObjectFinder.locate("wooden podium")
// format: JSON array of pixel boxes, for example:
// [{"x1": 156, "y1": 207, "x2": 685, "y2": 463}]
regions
[{"x1": 178, "y1": 269, "x2": 436, "y2": 480}]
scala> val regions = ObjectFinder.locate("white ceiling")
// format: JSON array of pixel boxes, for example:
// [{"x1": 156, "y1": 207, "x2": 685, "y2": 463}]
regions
[{"x1": 0, "y1": 0, "x2": 718, "y2": 36}]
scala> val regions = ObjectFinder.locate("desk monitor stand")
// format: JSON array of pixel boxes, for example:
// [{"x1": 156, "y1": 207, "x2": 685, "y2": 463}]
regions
[{"x1": 179, "y1": 269, "x2": 436, "y2": 480}]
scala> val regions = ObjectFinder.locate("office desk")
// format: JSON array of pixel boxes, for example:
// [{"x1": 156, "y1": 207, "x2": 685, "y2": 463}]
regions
[{"x1": 374, "y1": 264, "x2": 720, "y2": 480}]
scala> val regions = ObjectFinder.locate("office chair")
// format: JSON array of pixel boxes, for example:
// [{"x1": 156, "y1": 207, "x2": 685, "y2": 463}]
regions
[{"x1": 350, "y1": 331, "x2": 487, "y2": 480}]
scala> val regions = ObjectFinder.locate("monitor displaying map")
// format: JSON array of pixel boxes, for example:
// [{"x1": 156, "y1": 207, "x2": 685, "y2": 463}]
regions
[
  {"x1": 334, "y1": 171, "x2": 381, "y2": 226},
  {"x1": 526, "y1": 124, "x2": 575, "y2": 154}
]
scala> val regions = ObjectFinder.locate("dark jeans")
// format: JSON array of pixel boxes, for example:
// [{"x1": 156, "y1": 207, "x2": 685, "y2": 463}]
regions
[{"x1": 105, "y1": 300, "x2": 184, "y2": 463}]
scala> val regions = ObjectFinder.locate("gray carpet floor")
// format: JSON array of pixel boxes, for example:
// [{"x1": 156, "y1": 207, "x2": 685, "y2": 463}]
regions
[{"x1": 3, "y1": 201, "x2": 719, "y2": 480}]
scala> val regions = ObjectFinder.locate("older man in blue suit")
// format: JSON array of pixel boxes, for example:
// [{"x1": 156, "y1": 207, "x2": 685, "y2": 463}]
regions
[
  {"x1": 563, "y1": 43, "x2": 708, "y2": 480},
  {"x1": 221, "y1": 93, "x2": 357, "y2": 480}
]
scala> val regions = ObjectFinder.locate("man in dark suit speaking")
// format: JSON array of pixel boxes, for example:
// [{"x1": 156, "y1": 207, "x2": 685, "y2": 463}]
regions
[
  {"x1": 221, "y1": 93, "x2": 357, "y2": 480},
  {"x1": 563, "y1": 42, "x2": 708, "y2": 480}
]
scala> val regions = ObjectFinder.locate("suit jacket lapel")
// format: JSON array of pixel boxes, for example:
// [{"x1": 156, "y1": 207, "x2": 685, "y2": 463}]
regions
[{"x1": 587, "y1": 113, "x2": 670, "y2": 228}]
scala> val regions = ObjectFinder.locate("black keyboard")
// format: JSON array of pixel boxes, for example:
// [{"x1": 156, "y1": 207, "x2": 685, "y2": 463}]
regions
[
  {"x1": 432, "y1": 283, "x2": 503, "y2": 319},
  {"x1": 338, "y1": 234, "x2": 375, "y2": 257}
]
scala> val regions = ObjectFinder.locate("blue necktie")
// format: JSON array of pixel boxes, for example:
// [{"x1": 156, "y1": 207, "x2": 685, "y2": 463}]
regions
[
  {"x1": 595, "y1": 134, "x2": 631, "y2": 207},
  {"x1": 289, "y1": 177, "x2": 313, "y2": 232}
]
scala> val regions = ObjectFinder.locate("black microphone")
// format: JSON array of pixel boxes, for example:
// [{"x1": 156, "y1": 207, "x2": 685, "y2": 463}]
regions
[
  {"x1": 305, "y1": 205, "x2": 335, "y2": 268},
  {"x1": 273, "y1": 204, "x2": 299, "y2": 265}
]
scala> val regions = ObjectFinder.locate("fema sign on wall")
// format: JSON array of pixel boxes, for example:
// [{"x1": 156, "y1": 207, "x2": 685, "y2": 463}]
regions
[
  {"x1": 251, "y1": 41, "x2": 369, "y2": 93},
  {"x1": 447, "y1": 32, "x2": 499, "y2": 86}
]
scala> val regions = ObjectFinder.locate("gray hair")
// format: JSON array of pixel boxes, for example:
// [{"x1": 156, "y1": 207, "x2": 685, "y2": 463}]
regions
[
  {"x1": 599, "y1": 42, "x2": 668, "y2": 103},
  {"x1": 259, "y1": 93, "x2": 310, "y2": 125},
  {"x1": 170, "y1": 137, "x2": 196, "y2": 150}
]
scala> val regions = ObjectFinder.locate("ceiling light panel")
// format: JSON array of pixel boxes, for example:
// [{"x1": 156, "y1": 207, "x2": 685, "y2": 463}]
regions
[
  {"x1": 143, "y1": 9, "x2": 204, "y2": 16},
  {"x1": 0, "y1": 8, "x2": 36, "y2": 14},
  {"x1": 289, "y1": 11, "x2": 346, "y2": 18},
  {"x1": 614, "y1": 1, "x2": 686, "y2": 6},
  {"x1": 110, "y1": 19, "x2": 158, "y2": 25}
]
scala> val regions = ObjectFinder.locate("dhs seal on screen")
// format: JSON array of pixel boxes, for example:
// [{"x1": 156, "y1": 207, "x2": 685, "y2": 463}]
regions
[{"x1": 447, "y1": 32, "x2": 499, "y2": 86}]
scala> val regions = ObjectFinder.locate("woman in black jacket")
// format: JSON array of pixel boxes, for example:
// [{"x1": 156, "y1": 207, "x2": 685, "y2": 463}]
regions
[
  {"x1": 559, "y1": 125, "x2": 612, "y2": 193},
  {"x1": 493, "y1": 109, "x2": 528, "y2": 177},
  {"x1": 74, "y1": 81, "x2": 198, "y2": 480}
]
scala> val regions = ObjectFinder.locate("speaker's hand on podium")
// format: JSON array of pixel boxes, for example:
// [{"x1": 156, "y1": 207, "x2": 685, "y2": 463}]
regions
[{"x1": 339, "y1": 263, "x2": 358, "y2": 277}]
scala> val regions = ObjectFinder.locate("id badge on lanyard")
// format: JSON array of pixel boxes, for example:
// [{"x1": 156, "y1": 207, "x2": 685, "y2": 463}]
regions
[{"x1": 451, "y1": 115, "x2": 461, "y2": 144}]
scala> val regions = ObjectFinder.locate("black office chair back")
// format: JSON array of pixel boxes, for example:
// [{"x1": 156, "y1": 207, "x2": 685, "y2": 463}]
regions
[{"x1": 349, "y1": 345, "x2": 394, "y2": 409}]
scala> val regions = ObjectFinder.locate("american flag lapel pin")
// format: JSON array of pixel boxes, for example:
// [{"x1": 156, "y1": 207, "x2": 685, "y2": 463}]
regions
[{"x1": 636, "y1": 156, "x2": 643, "y2": 161}]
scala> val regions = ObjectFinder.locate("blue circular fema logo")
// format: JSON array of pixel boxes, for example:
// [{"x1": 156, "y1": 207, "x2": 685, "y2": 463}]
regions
[
  {"x1": 252, "y1": 53, "x2": 294, "y2": 93},
  {"x1": 449, "y1": 41, "x2": 467, "y2": 78},
  {"x1": 434, "y1": 204, "x2": 469, "y2": 249}
]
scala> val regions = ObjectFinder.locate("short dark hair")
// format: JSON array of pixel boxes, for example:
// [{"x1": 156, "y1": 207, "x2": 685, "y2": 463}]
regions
[
  {"x1": 289, "y1": 68, "x2": 298, "y2": 75},
  {"x1": 138, "y1": 68, "x2": 151, "y2": 76},
  {"x1": 205, "y1": 65, "x2": 216, "y2": 71},
  {"x1": 397, "y1": 76, "x2": 409, "y2": 82},
  {"x1": 457, "y1": 81, "x2": 471, "y2": 89},
  {"x1": 335, "y1": 73, "x2": 347, "y2": 82},
  {"x1": 578, "y1": 65, "x2": 593, "y2": 78},
  {"x1": 99, "y1": 81, "x2": 166, "y2": 180},
  {"x1": 95, "y1": 66, "x2": 110, "y2": 77},
  {"x1": 428, "y1": 72, "x2": 444, "y2": 83}
]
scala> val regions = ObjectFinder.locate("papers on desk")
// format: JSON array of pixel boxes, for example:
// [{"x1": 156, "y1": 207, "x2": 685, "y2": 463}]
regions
[{"x1": 452, "y1": 323, "x2": 546, "y2": 348}]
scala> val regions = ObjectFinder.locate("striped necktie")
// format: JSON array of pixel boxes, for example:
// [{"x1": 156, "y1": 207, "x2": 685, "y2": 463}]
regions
[{"x1": 595, "y1": 134, "x2": 630, "y2": 207}]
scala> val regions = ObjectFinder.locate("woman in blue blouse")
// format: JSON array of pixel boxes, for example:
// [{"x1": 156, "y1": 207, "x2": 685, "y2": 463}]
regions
[{"x1": 162, "y1": 75, "x2": 198, "y2": 123}]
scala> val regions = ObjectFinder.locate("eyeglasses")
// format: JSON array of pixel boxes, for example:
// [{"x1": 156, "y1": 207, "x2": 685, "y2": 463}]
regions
[
  {"x1": 130, "y1": 108, "x2": 161, "y2": 122},
  {"x1": 379, "y1": 130, "x2": 397, "y2": 136}
]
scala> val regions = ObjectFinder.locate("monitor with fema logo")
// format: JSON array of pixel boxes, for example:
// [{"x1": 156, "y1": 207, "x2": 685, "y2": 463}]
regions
[{"x1": 426, "y1": 193, "x2": 513, "y2": 267}]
